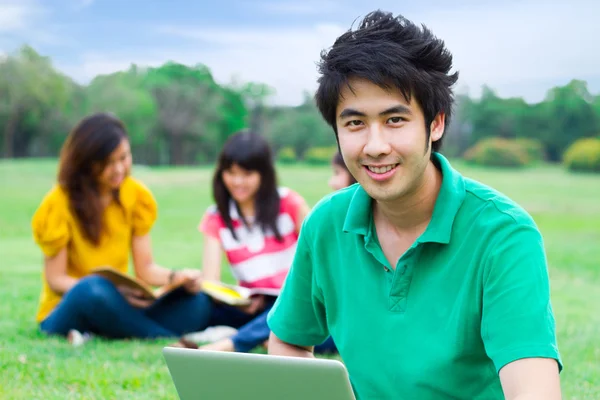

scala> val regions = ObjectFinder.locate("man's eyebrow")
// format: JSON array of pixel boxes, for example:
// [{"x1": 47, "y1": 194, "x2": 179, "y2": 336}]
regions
[
  {"x1": 338, "y1": 105, "x2": 412, "y2": 119},
  {"x1": 379, "y1": 105, "x2": 412, "y2": 116},
  {"x1": 339, "y1": 108, "x2": 366, "y2": 119}
]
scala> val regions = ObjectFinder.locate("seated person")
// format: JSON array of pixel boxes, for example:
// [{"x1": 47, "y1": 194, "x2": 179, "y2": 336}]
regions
[
  {"x1": 32, "y1": 113, "x2": 207, "y2": 344},
  {"x1": 267, "y1": 10, "x2": 562, "y2": 400},
  {"x1": 172, "y1": 131, "x2": 336, "y2": 354}
]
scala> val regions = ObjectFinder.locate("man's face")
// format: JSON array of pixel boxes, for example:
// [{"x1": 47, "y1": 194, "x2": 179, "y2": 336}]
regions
[{"x1": 335, "y1": 78, "x2": 445, "y2": 203}]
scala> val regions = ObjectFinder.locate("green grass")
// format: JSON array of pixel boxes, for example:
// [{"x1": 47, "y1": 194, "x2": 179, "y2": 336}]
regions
[{"x1": 0, "y1": 159, "x2": 598, "y2": 399}]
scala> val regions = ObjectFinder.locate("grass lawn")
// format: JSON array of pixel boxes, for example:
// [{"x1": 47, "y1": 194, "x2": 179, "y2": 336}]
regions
[{"x1": 0, "y1": 159, "x2": 598, "y2": 399}]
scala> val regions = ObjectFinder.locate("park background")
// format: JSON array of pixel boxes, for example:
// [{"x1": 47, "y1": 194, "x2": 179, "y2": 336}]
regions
[{"x1": 1, "y1": 0, "x2": 599, "y2": 398}]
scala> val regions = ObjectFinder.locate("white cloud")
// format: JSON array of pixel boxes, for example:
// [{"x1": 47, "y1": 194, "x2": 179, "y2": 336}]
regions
[
  {"x1": 55, "y1": 52, "x2": 165, "y2": 83},
  {"x1": 407, "y1": 0, "x2": 600, "y2": 101},
  {"x1": 54, "y1": 0, "x2": 600, "y2": 106},
  {"x1": 153, "y1": 0, "x2": 600, "y2": 104},
  {"x1": 0, "y1": 0, "x2": 42, "y2": 33},
  {"x1": 71, "y1": 24, "x2": 346, "y2": 105},
  {"x1": 0, "y1": 0, "x2": 66, "y2": 48}
]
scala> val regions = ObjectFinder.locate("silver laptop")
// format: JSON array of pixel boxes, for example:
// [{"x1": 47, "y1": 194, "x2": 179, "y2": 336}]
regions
[{"x1": 162, "y1": 347, "x2": 356, "y2": 400}]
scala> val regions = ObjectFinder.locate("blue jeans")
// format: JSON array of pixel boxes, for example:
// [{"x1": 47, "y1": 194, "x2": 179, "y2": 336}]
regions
[
  {"x1": 40, "y1": 275, "x2": 213, "y2": 339},
  {"x1": 40, "y1": 275, "x2": 338, "y2": 354},
  {"x1": 199, "y1": 295, "x2": 337, "y2": 354}
]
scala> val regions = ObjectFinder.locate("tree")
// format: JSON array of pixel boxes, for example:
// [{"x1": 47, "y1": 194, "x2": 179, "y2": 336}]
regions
[
  {"x1": 0, "y1": 46, "x2": 74, "y2": 158},
  {"x1": 265, "y1": 93, "x2": 334, "y2": 159},
  {"x1": 539, "y1": 80, "x2": 600, "y2": 161},
  {"x1": 85, "y1": 66, "x2": 159, "y2": 164},
  {"x1": 143, "y1": 62, "x2": 224, "y2": 165},
  {"x1": 236, "y1": 81, "x2": 275, "y2": 134}
]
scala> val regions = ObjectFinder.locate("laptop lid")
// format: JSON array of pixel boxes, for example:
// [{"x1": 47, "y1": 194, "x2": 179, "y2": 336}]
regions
[{"x1": 162, "y1": 347, "x2": 356, "y2": 400}]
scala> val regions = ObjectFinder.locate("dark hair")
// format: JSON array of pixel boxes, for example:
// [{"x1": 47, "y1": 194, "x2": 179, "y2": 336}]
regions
[
  {"x1": 58, "y1": 113, "x2": 128, "y2": 245},
  {"x1": 332, "y1": 152, "x2": 357, "y2": 186},
  {"x1": 212, "y1": 131, "x2": 282, "y2": 242},
  {"x1": 315, "y1": 10, "x2": 459, "y2": 152}
]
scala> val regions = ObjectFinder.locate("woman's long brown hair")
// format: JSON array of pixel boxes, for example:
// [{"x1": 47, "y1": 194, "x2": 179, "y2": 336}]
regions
[{"x1": 57, "y1": 113, "x2": 128, "y2": 245}]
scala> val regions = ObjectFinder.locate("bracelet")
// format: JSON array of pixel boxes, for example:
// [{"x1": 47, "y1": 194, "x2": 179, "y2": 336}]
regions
[{"x1": 168, "y1": 270, "x2": 177, "y2": 284}]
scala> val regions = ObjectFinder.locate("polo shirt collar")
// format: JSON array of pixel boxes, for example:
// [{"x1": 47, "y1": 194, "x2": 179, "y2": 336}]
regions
[{"x1": 342, "y1": 152, "x2": 466, "y2": 244}]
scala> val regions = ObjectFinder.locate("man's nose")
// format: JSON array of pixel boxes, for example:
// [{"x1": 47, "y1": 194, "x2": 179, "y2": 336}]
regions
[{"x1": 363, "y1": 123, "x2": 392, "y2": 158}]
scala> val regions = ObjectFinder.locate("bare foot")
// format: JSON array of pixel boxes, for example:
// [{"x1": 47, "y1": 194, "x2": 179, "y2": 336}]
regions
[{"x1": 198, "y1": 338, "x2": 235, "y2": 352}]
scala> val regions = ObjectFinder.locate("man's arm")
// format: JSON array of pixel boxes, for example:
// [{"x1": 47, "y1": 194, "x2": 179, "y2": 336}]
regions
[
  {"x1": 268, "y1": 332, "x2": 315, "y2": 358},
  {"x1": 499, "y1": 358, "x2": 561, "y2": 400},
  {"x1": 481, "y1": 218, "x2": 562, "y2": 399},
  {"x1": 266, "y1": 219, "x2": 330, "y2": 355}
]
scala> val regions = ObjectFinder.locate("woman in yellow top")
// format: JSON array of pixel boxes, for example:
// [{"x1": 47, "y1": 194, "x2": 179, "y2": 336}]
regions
[{"x1": 32, "y1": 113, "x2": 207, "y2": 343}]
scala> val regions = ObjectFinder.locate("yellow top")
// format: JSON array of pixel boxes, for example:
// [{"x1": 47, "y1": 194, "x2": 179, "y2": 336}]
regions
[{"x1": 31, "y1": 176, "x2": 158, "y2": 322}]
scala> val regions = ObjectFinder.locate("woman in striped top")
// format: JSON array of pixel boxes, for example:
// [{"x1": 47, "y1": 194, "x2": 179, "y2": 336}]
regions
[{"x1": 177, "y1": 131, "x2": 336, "y2": 354}]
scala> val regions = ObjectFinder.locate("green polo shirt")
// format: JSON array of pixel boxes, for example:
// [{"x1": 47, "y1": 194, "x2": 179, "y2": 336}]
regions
[{"x1": 267, "y1": 152, "x2": 562, "y2": 399}]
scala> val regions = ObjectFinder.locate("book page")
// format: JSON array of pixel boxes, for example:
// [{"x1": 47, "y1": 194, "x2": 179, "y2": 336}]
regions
[
  {"x1": 91, "y1": 267, "x2": 155, "y2": 299},
  {"x1": 201, "y1": 280, "x2": 252, "y2": 306}
]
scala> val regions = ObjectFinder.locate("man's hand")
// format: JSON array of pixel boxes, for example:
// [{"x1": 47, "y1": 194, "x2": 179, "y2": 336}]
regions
[
  {"x1": 117, "y1": 285, "x2": 153, "y2": 308},
  {"x1": 171, "y1": 269, "x2": 203, "y2": 293}
]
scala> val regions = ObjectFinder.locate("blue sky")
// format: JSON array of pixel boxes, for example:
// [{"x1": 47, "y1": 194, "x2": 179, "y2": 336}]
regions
[{"x1": 1, "y1": 0, "x2": 599, "y2": 106}]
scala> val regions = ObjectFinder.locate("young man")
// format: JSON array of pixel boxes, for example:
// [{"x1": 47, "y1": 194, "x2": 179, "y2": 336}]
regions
[{"x1": 267, "y1": 10, "x2": 562, "y2": 400}]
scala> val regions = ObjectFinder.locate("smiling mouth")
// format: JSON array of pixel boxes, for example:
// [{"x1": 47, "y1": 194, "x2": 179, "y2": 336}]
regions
[{"x1": 366, "y1": 164, "x2": 399, "y2": 174}]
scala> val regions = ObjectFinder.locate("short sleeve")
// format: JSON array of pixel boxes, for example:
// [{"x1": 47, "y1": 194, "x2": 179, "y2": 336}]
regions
[
  {"x1": 281, "y1": 188, "x2": 308, "y2": 227},
  {"x1": 481, "y1": 222, "x2": 563, "y2": 373},
  {"x1": 198, "y1": 206, "x2": 222, "y2": 239},
  {"x1": 31, "y1": 189, "x2": 71, "y2": 257},
  {"x1": 198, "y1": 207, "x2": 221, "y2": 239},
  {"x1": 267, "y1": 226, "x2": 329, "y2": 347},
  {"x1": 132, "y1": 181, "x2": 158, "y2": 236}
]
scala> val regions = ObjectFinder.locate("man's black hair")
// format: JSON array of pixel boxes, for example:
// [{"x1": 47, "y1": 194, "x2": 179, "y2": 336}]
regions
[{"x1": 315, "y1": 10, "x2": 459, "y2": 152}]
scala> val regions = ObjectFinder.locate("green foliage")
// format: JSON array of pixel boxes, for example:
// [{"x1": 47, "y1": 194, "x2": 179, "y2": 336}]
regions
[
  {"x1": 3, "y1": 44, "x2": 600, "y2": 168},
  {"x1": 444, "y1": 80, "x2": 600, "y2": 162},
  {"x1": 563, "y1": 137, "x2": 600, "y2": 173},
  {"x1": 514, "y1": 138, "x2": 546, "y2": 162},
  {"x1": 277, "y1": 147, "x2": 296, "y2": 163},
  {"x1": 265, "y1": 94, "x2": 335, "y2": 160},
  {"x1": 85, "y1": 67, "x2": 158, "y2": 151},
  {"x1": 304, "y1": 146, "x2": 337, "y2": 165},
  {"x1": 463, "y1": 138, "x2": 530, "y2": 168},
  {"x1": 0, "y1": 45, "x2": 80, "y2": 157},
  {"x1": 142, "y1": 62, "x2": 226, "y2": 165},
  {"x1": 538, "y1": 80, "x2": 600, "y2": 161}
]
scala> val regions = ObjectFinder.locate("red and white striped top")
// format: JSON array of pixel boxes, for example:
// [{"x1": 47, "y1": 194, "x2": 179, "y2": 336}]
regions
[{"x1": 198, "y1": 187, "x2": 304, "y2": 290}]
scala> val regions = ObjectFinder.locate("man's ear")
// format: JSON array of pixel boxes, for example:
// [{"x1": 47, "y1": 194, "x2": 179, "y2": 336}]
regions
[{"x1": 430, "y1": 113, "x2": 446, "y2": 142}]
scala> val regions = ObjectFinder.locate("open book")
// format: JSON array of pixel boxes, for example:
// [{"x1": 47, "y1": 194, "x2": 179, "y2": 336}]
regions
[
  {"x1": 91, "y1": 267, "x2": 281, "y2": 306},
  {"x1": 91, "y1": 267, "x2": 185, "y2": 301},
  {"x1": 201, "y1": 280, "x2": 281, "y2": 306}
]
